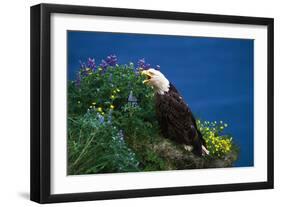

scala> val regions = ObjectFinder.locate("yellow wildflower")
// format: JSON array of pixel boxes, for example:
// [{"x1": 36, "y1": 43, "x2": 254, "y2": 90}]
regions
[
  {"x1": 116, "y1": 88, "x2": 120, "y2": 92},
  {"x1": 110, "y1": 105, "x2": 115, "y2": 109},
  {"x1": 110, "y1": 95, "x2": 115, "y2": 99},
  {"x1": 97, "y1": 107, "x2": 102, "y2": 112}
]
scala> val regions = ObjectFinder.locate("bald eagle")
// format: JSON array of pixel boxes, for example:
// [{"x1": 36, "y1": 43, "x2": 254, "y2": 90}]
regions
[{"x1": 141, "y1": 68, "x2": 209, "y2": 156}]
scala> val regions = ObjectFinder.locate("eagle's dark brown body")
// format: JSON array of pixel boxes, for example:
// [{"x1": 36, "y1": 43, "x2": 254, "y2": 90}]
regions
[{"x1": 155, "y1": 84, "x2": 206, "y2": 156}]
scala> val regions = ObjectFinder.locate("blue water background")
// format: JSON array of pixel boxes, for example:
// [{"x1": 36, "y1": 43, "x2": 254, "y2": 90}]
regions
[{"x1": 67, "y1": 31, "x2": 254, "y2": 167}]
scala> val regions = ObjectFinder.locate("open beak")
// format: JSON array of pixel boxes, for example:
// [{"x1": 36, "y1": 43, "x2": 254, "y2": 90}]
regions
[{"x1": 141, "y1": 70, "x2": 152, "y2": 84}]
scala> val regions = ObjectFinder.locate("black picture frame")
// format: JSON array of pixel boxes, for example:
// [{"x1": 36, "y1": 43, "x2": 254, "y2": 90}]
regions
[{"x1": 30, "y1": 3, "x2": 274, "y2": 204}]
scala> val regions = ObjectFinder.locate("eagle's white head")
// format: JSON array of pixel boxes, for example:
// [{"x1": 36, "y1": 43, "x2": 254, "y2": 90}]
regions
[{"x1": 141, "y1": 68, "x2": 170, "y2": 95}]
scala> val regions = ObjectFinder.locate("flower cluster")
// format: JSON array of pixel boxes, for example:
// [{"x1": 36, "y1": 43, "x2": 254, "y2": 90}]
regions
[
  {"x1": 75, "y1": 56, "x2": 160, "y2": 87},
  {"x1": 137, "y1": 58, "x2": 161, "y2": 71},
  {"x1": 197, "y1": 120, "x2": 233, "y2": 158},
  {"x1": 78, "y1": 58, "x2": 96, "y2": 77},
  {"x1": 86, "y1": 87, "x2": 121, "y2": 115},
  {"x1": 100, "y1": 54, "x2": 118, "y2": 69},
  {"x1": 87, "y1": 58, "x2": 96, "y2": 69},
  {"x1": 137, "y1": 58, "x2": 151, "y2": 70},
  {"x1": 78, "y1": 55, "x2": 118, "y2": 78}
]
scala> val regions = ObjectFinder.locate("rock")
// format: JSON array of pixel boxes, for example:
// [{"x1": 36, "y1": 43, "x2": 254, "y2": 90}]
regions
[{"x1": 149, "y1": 137, "x2": 238, "y2": 170}]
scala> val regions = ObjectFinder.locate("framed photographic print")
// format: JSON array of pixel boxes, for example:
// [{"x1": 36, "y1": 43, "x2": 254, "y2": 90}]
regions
[{"x1": 30, "y1": 3, "x2": 274, "y2": 203}]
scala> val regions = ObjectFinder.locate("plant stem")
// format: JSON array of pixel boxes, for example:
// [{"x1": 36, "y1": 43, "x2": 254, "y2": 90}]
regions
[{"x1": 71, "y1": 132, "x2": 97, "y2": 168}]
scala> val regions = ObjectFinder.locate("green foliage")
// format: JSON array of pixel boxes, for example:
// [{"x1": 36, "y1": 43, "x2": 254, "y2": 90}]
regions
[
  {"x1": 68, "y1": 64, "x2": 154, "y2": 116},
  {"x1": 68, "y1": 110, "x2": 140, "y2": 175},
  {"x1": 67, "y1": 58, "x2": 239, "y2": 175}
]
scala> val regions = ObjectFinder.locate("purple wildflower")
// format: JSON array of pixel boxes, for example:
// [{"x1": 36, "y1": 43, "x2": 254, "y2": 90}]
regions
[
  {"x1": 137, "y1": 58, "x2": 150, "y2": 70},
  {"x1": 81, "y1": 69, "x2": 90, "y2": 77},
  {"x1": 79, "y1": 58, "x2": 95, "y2": 76},
  {"x1": 156, "y1": 65, "x2": 161, "y2": 70},
  {"x1": 137, "y1": 58, "x2": 145, "y2": 67},
  {"x1": 105, "y1": 54, "x2": 117, "y2": 66},
  {"x1": 87, "y1": 58, "x2": 96, "y2": 70},
  {"x1": 99, "y1": 59, "x2": 109, "y2": 70},
  {"x1": 99, "y1": 54, "x2": 118, "y2": 70},
  {"x1": 97, "y1": 113, "x2": 104, "y2": 124},
  {"x1": 107, "y1": 109, "x2": 112, "y2": 124},
  {"x1": 79, "y1": 60, "x2": 86, "y2": 70}
]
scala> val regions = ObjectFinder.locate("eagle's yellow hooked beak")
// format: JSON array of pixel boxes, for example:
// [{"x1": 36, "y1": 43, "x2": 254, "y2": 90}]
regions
[{"x1": 141, "y1": 70, "x2": 152, "y2": 84}]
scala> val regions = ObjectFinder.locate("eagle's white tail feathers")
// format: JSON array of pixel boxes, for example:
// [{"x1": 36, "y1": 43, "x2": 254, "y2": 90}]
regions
[
  {"x1": 184, "y1": 145, "x2": 193, "y2": 152},
  {"x1": 202, "y1": 145, "x2": 209, "y2": 156}
]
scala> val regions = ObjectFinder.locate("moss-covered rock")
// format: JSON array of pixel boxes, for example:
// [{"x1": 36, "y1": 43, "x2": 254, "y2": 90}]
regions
[{"x1": 148, "y1": 137, "x2": 239, "y2": 170}]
